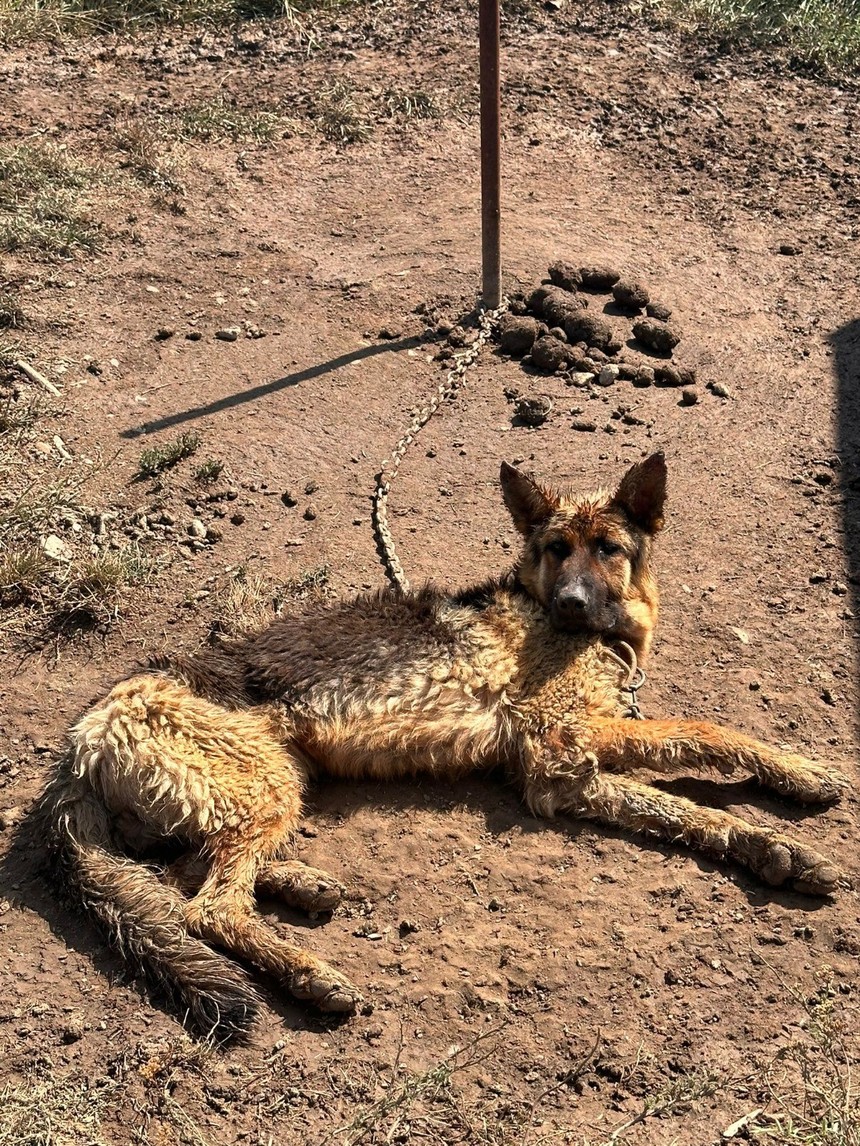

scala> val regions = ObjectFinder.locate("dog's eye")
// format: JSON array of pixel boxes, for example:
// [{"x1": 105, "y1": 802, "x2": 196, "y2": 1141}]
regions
[
  {"x1": 595, "y1": 538, "x2": 622, "y2": 559},
  {"x1": 545, "y1": 539, "x2": 571, "y2": 560}
]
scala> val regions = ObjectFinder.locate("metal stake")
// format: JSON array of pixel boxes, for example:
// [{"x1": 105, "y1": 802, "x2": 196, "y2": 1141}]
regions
[{"x1": 479, "y1": 0, "x2": 501, "y2": 309}]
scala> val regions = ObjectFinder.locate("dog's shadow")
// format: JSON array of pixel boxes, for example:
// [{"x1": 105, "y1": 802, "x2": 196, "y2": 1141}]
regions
[{"x1": 2, "y1": 767, "x2": 839, "y2": 1041}]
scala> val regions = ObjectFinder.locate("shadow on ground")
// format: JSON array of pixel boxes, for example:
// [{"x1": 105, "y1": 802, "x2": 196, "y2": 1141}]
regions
[{"x1": 830, "y1": 317, "x2": 860, "y2": 729}]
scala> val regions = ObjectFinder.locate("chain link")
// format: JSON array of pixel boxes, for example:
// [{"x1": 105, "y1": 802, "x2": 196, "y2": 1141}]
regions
[{"x1": 373, "y1": 301, "x2": 508, "y2": 592}]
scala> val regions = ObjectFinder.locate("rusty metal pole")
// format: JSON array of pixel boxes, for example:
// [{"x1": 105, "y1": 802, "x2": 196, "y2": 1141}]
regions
[{"x1": 479, "y1": 0, "x2": 501, "y2": 309}]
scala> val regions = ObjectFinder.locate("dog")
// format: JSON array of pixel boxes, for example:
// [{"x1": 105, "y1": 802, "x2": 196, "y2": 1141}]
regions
[{"x1": 42, "y1": 452, "x2": 848, "y2": 1039}]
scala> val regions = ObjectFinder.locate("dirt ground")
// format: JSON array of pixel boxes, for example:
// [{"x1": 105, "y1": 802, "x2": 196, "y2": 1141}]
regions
[{"x1": 1, "y1": 2, "x2": 859, "y2": 1142}]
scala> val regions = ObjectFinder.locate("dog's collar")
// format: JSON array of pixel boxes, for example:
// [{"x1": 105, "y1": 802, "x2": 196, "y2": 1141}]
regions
[{"x1": 605, "y1": 640, "x2": 647, "y2": 720}]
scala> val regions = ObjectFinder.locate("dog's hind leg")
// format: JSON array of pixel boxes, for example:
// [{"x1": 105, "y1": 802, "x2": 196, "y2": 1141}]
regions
[
  {"x1": 523, "y1": 764, "x2": 844, "y2": 895},
  {"x1": 585, "y1": 717, "x2": 848, "y2": 804},
  {"x1": 183, "y1": 819, "x2": 361, "y2": 1014}
]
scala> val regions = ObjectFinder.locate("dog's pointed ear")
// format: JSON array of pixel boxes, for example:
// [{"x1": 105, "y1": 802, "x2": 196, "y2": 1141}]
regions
[
  {"x1": 613, "y1": 452, "x2": 667, "y2": 533},
  {"x1": 500, "y1": 461, "x2": 559, "y2": 535}
]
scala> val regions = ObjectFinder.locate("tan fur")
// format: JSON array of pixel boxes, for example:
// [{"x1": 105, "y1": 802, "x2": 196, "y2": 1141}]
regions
[{"x1": 43, "y1": 453, "x2": 850, "y2": 1038}]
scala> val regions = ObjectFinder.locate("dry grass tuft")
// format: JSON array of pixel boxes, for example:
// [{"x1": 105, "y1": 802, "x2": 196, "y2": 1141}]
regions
[
  {"x1": 314, "y1": 82, "x2": 372, "y2": 144},
  {"x1": 210, "y1": 563, "x2": 330, "y2": 637},
  {"x1": 0, "y1": 142, "x2": 102, "y2": 259},
  {"x1": 138, "y1": 431, "x2": 201, "y2": 477}
]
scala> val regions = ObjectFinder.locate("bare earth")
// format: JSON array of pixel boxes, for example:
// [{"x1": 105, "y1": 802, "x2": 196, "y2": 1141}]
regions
[{"x1": 1, "y1": 2, "x2": 859, "y2": 1142}]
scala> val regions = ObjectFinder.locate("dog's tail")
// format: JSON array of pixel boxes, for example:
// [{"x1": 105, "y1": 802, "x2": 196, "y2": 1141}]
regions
[{"x1": 43, "y1": 756, "x2": 259, "y2": 1040}]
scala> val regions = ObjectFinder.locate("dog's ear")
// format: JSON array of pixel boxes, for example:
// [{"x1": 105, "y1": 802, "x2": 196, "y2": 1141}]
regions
[
  {"x1": 613, "y1": 452, "x2": 667, "y2": 533},
  {"x1": 500, "y1": 462, "x2": 559, "y2": 535}
]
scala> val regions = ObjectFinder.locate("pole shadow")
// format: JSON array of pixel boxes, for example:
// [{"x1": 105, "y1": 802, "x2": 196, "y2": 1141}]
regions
[
  {"x1": 121, "y1": 333, "x2": 435, "y2": 439},
  {"x1": 829, "y1": 317, "x2": 860, "y2": 728}
]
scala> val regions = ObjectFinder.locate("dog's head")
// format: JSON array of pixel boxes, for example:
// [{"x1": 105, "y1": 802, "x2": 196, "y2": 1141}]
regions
[{"x1": 500, "y1": 453, "x2": 666, "y2": 660}]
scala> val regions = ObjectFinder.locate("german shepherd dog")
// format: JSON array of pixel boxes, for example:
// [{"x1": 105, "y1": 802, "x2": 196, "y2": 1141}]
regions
[{"x1": 43, "y1": 453, "x2": 848, "y2": 1038}]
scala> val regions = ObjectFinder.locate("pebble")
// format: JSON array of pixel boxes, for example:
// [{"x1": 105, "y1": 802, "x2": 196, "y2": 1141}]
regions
[
  {"x1": 41, "y1": 534, "x2": 73, "y2": 563},
  {"x1": 568, "y1": 371, "x2": 596, "y2": 387},
  {"x1": 597, "y1": 364, "x2": 621, "y2": 387},
  {"x1": 632, "y1": 366, "x2": 655, "y2": 386},
  {"x1": 0, "y1": 806, "x2": 22, "y2": 831},
  {"x1": 305, "y1": 480, "x2": 319, "y2": 494},
  {"x1": 215, "y1": 327, "x2": 240, "y2": 342},
  {"x1": 572, "y1": 419, "x2": 598, "y2": 432},
  {"x1": 188, "y1": 518, "x2": 207, "y2": 539},
  {"x1": 537, "y1": 287, "x2": 586, "y2": 327},
  {"x1": 230, "y1": 512, "x2": 246, "y2": 525},
  {"x1": 281, "y1": 490, "x2": 298, "y2": 507},
  {"x1": 185, "y1": 331, "x2": 203, "y2": 341},
  {"x1": 304, "y1": 504, "x2": 317, "y2": 520},
  {"x1": 62, "y1": 1016, "x2": 86, "y2": 1044},
  {"x1": 205, "y1": 526, "x2": 223, "y2": 542},
  {"x1": 779, "y1": 243, "x2": 800, "y2": 256},
  {"x1": 709, "y1": 381, "x2": 731, "y2": 399},
  {"x1": 680, "y1": 386, "x2": 699, "y2": 406},
  {"x1": 154, "y1": 327, "x2": 176, "y2": 341}
]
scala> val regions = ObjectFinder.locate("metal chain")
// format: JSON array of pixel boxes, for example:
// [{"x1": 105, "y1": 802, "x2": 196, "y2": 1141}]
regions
[{"x1": 373, "y1": 300, "x2": 508, "y2": 592}]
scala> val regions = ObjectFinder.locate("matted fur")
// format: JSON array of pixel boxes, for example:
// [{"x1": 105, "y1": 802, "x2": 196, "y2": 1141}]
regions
[{"x1": 43, "y1": 453, "x2": 850, "y2": 1038}]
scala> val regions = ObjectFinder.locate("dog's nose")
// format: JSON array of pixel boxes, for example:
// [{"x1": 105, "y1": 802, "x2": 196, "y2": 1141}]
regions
[{"x1": 555, "y1": 583, "x2": 590, "y2": 614}]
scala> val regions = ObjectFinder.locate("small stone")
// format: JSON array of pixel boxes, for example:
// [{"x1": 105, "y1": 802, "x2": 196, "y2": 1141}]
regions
[
  {"x1": 597, "y1": 364, "x2": 620, "y2": 387},
  {"x1": 579, "y1": 265, "x2": 621, "y2": 290},
  {"x1": 281, "y1": 490, "x2": 298, "y2": 507},
  {"x1": 62, "y1": 1016, "x2": 86, "y2": 1044},
  {"x1": 779, "y1": 243, "x2": 800, "y2": 256},
  {"x1": 646, "y1": 301, "x2": 672, "y2": 321},
  {"x1": 632, "y1": 366, "x2": 655, "y2": 387},
  {"x1": 568, "y1": 371, "x2": 596, "y2": 387},
  {"x1": 185, "y1": 331, "x2": 203, "y2": 341},
  {"x1": 304, "y1": 504, "x2": 317, "y2": 520},
  {"x1": 680, "y1": 386, "x2": 699, "y2": 406},
  {"x1": 572, "y1": 419, "x2": 598, "y2": 432},
  {"x1": 188, "y1": 518, "x2": 207, "y2": 539},
  {"x1": 709, "y1": 381, "x2": 731, "y2": 399},
  {"x1": 305, "y1": 480, "x2": 319, "y2": 495},
  {"x1": 205, "y1": 526, "x2": 223, "y2": 542},
  {"x1": 154, "y1": 327, "x2": 176, "y2": 341},
  {"x1": 633, "y1": 318, "x2": 681, "y2": 352},
  {"x1": 230, "y1": 512, "x2": 246, "y2": 526},
  {"x1": 399, "y1": 919, "x2": 420, "y2": 936},
  {"x1": 447, "y1": 326, "x2": 468, "y2": 347},
  {"x1": 514, "y1": 395, "x2": 553, "y2": 426},
  {"x1": 0, "y1": 806, "x2": 22, "y2": 831},
  {"x1": 547, "y1": 260, "x2": 582, "y2": 292},
  {"x1": 809, "y1": 570, "x2": 829, "y2": 584},
  {"x1": 215, "y1": 327, "x2": 240, "y2": 342},
  {"x1": 612, "y1": 279, "x2": 649, "y2": 310},
  {"x1": 378, "y1": 327, "x2": 402, "y2": 340},
  {"x1": 158, "y1": 511, "x2": 176, "y2": 526},
  {"x1": 530, "y1": 335, "x2": 569, "y2": 373},
  {"x1": 86, "y1": 362, "x2": 102, "y2": 375},
  {"x1": 499, "y1": 315, "x2": 543, "y2": 356},
  {"x1": 549, "y1": 327, "x2": 568, "y2": 343},
  {"x1": 41, "y1": 534, "x2": 73, "y2": 563}
]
